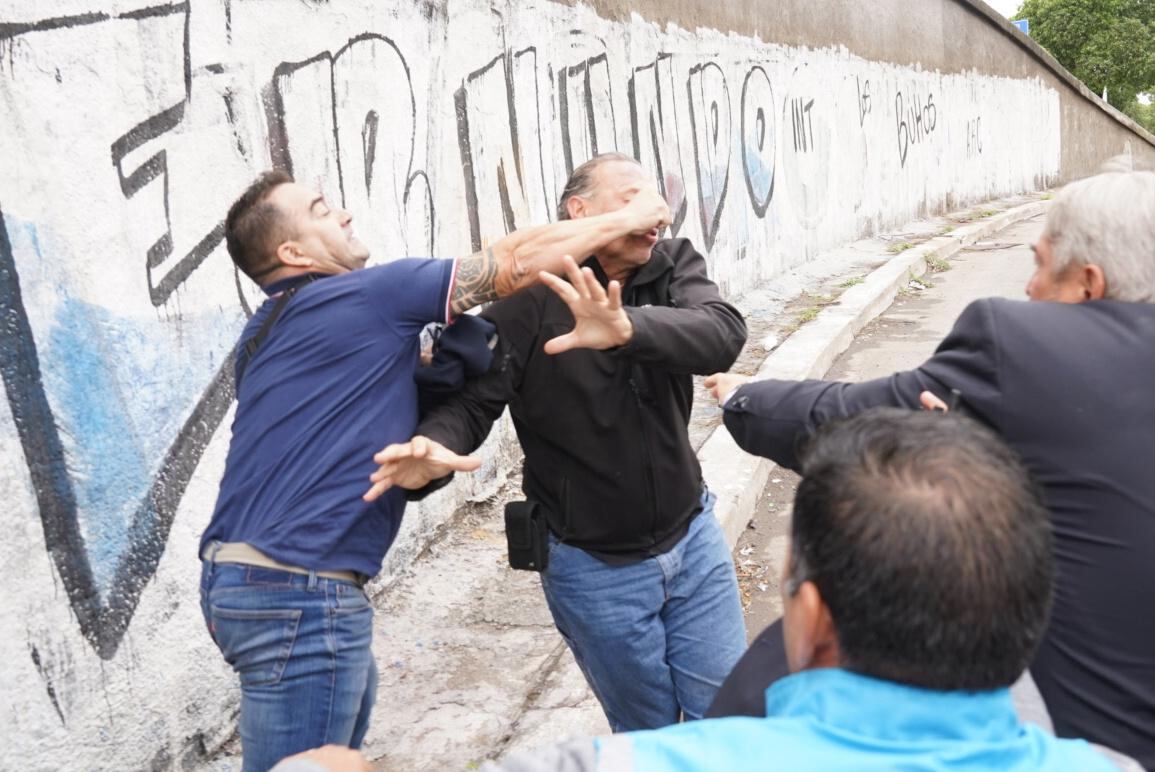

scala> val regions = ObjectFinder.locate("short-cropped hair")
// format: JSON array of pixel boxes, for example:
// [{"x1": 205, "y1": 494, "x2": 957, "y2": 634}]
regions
[
  {"x1": 225, "y1": 170, "x2": 294, "y2": 282},
  {"x1": 1044, "y1": 170, "x2": 1155, "y2": 303},
  {"x1": 789, "y1": 408, "x2": 1054, "y2": 691}
]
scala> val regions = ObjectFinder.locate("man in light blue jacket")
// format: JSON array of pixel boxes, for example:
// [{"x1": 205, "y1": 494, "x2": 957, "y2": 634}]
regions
[{"x1": 486, "y1": 410, "x2": 1125, "y2": 771}]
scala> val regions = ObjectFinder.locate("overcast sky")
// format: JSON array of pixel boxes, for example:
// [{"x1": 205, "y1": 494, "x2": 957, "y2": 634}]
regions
[{"x1": 985, "y1": 0, "x2": 1022, "y2": 17}]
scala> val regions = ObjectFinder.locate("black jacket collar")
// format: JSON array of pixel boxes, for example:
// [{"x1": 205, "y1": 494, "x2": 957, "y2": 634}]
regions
[{"x1": 580, "y1": 242, "x2": 673, "y2": 290}]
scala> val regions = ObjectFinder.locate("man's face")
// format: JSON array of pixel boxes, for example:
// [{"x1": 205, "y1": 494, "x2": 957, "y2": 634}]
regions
[
  {"x1": 571, "y1": 160, "x2": 660, "y2": 272},
  {"x1": 1025, "y1": 234, "x2": 1087, "y2": 303},
  {"x1": 269, "y1": 182, "x2": 369, "y2": 274}
]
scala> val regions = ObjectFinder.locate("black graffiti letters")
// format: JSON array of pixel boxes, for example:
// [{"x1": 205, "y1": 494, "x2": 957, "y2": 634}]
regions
[
  {"x1": 791, "y1": 97, "x2": 816, "y2": 153},
  {"x1": 272, "y1": 34, "x2": 432, "y2": 258},
  {"x1": 896, "y1": 90, "x2": 938, "y2": 167},
  {"x1": 629, "y1": 54, "x2": 689, "y2": 236},
  {"x1": 857, "y1": 76, "x2": 872, "y2": 126},
  {"x1": 740, "y1": 66, "x2": 775, "y2": 217},
  {"x1": 456, "y1": 48, "x2": 551, "y2": 252},
  {"x1": 558, "y1": 52, "x2": 619, "y2": 177},
  {"x1": 686, "y1": 62, "x2": 731, "y2": 251},
  {"x1": 966, "y1": 116, "x2": 983, "y2": 158}
]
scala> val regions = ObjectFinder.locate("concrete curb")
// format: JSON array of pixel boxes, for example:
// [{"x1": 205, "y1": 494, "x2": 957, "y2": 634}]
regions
[{"x1": 703, "y1": 199, "x2": 1051, "y2": 548}]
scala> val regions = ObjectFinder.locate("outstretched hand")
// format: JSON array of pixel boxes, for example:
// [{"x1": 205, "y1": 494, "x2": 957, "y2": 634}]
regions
[
  {"x1": 363, "y1": 436, "x2": 481, "y2": 502},
  {"x1": 704, "y1": 372, "x2": 751, "y2": 407},
  {"x1": 539, "y1": 255, "x2": 634, "y2": 354}
]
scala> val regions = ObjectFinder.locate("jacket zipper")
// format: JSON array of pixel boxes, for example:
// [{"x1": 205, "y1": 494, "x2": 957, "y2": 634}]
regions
[
  {"x1": 629, "y1": 371, "x2": 661, "y2": 547},
  {"x1": 625, "y1": 281, "x2": 662, "y2": 547}
]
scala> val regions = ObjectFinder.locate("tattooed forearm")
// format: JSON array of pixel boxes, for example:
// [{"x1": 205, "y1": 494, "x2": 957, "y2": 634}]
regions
[{"x1": 450, "y1": 247, "x2": 500, "y2": 316}]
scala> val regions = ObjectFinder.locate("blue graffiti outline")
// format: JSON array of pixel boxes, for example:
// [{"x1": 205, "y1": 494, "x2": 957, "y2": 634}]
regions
[{"x1": 0, "y1": 207, "x2": 235, "y2": 659}]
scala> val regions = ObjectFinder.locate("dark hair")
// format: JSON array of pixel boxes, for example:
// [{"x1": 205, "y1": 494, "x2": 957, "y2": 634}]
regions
[
  {"x1": 225, "y1": 170, "x2": 294, "y2": 282},
  {"x1": 789, "y1": 408, "x2": 1054, "y2": 691},
  {"x1": 556, "y1": 152, "x2": 640, "y2": 220}
]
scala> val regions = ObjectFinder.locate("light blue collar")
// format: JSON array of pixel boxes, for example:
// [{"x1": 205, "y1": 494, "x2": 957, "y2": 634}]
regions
[{"x1": 766, "y1": 668, "x2": 1020, "y2": 742}]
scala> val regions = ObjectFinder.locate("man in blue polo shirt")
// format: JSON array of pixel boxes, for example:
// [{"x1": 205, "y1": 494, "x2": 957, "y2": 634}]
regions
[
  {"x1": 199, "y1": 170, "x2": 671, "y2": 771},
  {"x1": 483, "y1": 410, "x2": 1123, "y2": 771}
]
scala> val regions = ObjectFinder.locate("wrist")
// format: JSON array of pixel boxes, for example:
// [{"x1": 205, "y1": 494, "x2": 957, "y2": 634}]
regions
[
  {"x1": 616, "y1": 314, "x2": 634, "y2": 345},
  {"x1": 606, "y1": 208, "x2": 637, "y2": 237}
]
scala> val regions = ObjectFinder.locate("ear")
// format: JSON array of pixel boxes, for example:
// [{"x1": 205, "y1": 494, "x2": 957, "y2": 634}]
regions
[
  {"x1": 789, "y1": 581, "x2": 840, "y2": 670},
  {"x1": 565, "y1": 195, "x2": 587, "y2": 220},
  {"x1": 785, "y1": 582, "x2": 831, "y2": 665},
  {"x1": 1081, "y1": 263, "x2": 1107, "y2": 301},
  {"x1": 275, "y1": 240, "x2": 313, "y2": 269}
]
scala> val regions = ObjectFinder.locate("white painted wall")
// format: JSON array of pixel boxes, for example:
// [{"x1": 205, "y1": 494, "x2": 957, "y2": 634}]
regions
[{"x1": 0, "y1": 0, "x2": 1059, "y2": 768}]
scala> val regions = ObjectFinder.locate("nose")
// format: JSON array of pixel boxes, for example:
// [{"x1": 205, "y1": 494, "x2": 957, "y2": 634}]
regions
[{"x1": 339, "y1": 209, "x2": 353, "y2": 226}]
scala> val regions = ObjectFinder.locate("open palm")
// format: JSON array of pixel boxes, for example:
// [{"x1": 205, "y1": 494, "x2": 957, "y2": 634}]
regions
[
  {"x1": 363, "y1": 436, "x2": 480, "y2": 501},
  {"x1": 540, "y1": 255, "x2": 634, "y2": 354}
]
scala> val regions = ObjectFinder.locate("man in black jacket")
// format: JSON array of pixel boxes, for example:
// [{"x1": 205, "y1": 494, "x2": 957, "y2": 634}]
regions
[
  {"x1": 365, "y1": 153, "x2": 749, "y2": 731},
  {"x1": 704, "y1": 170, "x2": 1155, "y2": 767}
]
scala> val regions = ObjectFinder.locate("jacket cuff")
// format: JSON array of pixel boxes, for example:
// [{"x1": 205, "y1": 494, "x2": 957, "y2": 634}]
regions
[
  {"x1": 404, "y1": 472, "x2": 455, "y2": 502},
  {"x1": 617, "y1": 307, "x2": 649, "y2": 357}
]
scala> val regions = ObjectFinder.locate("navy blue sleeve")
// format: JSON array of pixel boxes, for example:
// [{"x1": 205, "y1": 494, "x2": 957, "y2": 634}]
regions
[
  {"x1": 361, "y1": 258, "x2": 455, "y2": 335},
  {"x1": 722, "y1": 299, "x2": 1001, "y2": 470}
]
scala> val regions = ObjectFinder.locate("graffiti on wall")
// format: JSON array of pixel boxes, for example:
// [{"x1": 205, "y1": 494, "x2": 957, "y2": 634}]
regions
[
  {"x1": 0, "y1": 1, "x2": 435, "y2": 663},
  {"x1": 0, "y1": 1, "x2": 235, "y2": 664},
  {"x1": 0, "y1": 1, "x2": 1062, "y2": 677}
]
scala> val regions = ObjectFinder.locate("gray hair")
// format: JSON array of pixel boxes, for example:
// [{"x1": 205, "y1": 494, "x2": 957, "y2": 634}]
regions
[
  {"x1": 1043, "y1": 171, "x2": 1155, "y2": 303},
  {"x1": 1098, "y1": 153, "x2": 1136, "y2": 174},
  {"x1": 556, "y1": 152, "x2": 640, "y2": 221}
]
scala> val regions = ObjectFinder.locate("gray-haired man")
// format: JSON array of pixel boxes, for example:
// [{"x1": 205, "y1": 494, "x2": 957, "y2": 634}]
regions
[
  {"x1": 706, "y1": 171, "x2": 1155, "y2": 766},
  {"x1": 367, "y1": 153, "x2": 749, "y2": 732}
]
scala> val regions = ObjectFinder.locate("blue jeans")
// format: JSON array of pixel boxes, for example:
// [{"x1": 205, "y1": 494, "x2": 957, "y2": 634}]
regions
[
  {"x1": 199, "y1": 558, "x2": 378, "y2": 772},
  {"x1": 540, "y1": 491, "x2": 747, "y2": 731}
]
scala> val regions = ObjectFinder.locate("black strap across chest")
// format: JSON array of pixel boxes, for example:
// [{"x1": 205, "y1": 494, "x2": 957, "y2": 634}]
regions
[{"x1": 235, "y1": 276, "x2": 315, "y2": 386}]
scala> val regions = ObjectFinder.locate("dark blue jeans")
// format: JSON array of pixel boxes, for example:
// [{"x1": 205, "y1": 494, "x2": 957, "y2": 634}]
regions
[
  {"x1": 200, "y1": 558, "x2": 377, "y2": 772},
  {"x1": 540, "y1": 491, "x2": 747, "y2": 731}
]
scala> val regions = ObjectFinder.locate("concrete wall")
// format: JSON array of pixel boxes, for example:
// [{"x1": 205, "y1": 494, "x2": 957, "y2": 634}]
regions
[{"x1": 0, "y1": 0, "x2": 1148, "y2": 769}]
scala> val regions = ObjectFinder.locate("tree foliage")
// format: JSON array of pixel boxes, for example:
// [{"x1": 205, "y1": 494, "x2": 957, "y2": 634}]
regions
[{"x1": 1016, "y1": 0, "x2": 1155, "y2": 131}]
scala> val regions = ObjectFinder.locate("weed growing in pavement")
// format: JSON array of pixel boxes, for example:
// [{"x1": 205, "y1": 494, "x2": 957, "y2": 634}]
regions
[
  {"x1": 888, "y1": 241, "x2": 915, "y2": 254},
  {"x1": 783, "y1": 304, "x2": 823, "y2": 335},
  {"x1": 796, "y1": 306, "x2": 821, "y2": 324},
  {"x1": 925, "y1": 254, "x2": 951, "y2": 272},
  {"x1": 839, "y1": 276, "x2": 865, "y2": 288},
  {"x1": 907, "y1": 271, "x2": 934, "y2": 290}
]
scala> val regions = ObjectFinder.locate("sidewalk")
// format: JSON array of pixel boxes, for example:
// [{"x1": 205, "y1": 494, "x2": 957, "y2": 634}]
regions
[
  {"x1": 345, "y1": 191, "x2": 1053, "y2": 771},
  {"x1": 734, "y1": 212, "x2": 1047, "y2": 635}
]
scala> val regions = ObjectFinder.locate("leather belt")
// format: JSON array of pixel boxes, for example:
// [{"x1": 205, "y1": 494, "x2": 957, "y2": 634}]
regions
[{"x1": 202, "y1": 541, "x2": 367, "y2": 588}]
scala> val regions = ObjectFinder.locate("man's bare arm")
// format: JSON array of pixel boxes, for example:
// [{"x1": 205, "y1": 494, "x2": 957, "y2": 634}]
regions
[
  {"x1": 449, "y1": 186, "x2": 670, "y2": 317},
  {"x1": 450, "y1": 247, "x2": 500, "y2": 316}
]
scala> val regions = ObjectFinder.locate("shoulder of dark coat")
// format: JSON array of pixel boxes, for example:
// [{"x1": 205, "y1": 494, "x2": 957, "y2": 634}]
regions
[
  {"x1": 480, "y1": 284, "x2": 553, "y2": 324},
  {"x1": 654, "y1": 237, "x2": 702, "y2": 262},
  {"x1": 968, "y1": 295, "x2": 1124, "y2": 331}
]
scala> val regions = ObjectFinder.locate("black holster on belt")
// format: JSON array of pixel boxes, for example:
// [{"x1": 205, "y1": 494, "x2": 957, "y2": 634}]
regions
[{"x1": 504, "y1": 500, "x2": 550, "y2": 572}]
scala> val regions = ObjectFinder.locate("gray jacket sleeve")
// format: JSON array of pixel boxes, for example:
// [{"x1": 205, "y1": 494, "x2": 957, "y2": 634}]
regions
[
  {"x1": 480, "y1": 735, "x2": 635, "y2": 772},
  {"x1": 723, "y1": 298, "x2": 1002, "y2": 470}
]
